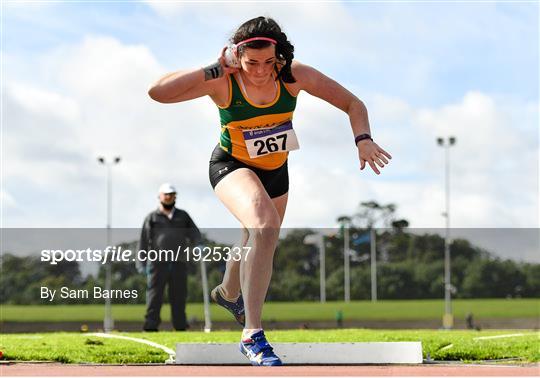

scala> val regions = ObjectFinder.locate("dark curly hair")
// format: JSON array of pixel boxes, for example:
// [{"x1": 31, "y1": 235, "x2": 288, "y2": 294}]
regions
[{"x1": 230, "y1": 16, "x2": 296, "y2": 83}]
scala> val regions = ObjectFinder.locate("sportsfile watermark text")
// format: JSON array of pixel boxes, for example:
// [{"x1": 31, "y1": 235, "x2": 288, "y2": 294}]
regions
[{"x1": 41, "y1": 246, "x2": 252, "y2": 265}]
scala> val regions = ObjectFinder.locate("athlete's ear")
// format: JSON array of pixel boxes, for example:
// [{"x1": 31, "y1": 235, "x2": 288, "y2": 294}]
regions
[{"x1": 274, "y1": 61, "x2": 284, "y2": 76}]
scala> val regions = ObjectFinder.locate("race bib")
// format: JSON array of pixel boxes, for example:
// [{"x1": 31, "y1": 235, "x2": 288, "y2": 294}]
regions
[{"x1": 243, "y1": 121, "x2": 300, "y2": 159}]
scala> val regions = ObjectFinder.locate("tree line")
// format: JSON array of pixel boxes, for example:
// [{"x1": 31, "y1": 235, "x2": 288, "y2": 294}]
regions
[{"x1": 1, "y1": 202, "x2": 538, "y2": 304}]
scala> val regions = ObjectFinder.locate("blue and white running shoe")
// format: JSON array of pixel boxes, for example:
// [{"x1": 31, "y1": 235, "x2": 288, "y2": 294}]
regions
[
  {"x1": 210, "y1": 286, "x2": 245, "y2": 327},
  {"x1": 239, "y1": 330, "x2": 283, "y2": 366}
]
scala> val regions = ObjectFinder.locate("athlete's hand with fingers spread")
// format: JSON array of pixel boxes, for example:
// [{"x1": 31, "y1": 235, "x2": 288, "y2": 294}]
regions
[{"x1": 357, "y1": 140, "x2": 392, "y2": 175}]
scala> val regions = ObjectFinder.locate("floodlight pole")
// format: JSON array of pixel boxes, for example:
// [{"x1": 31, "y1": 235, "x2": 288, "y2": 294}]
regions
[
  {"x1": 319, "y1": 236, "x2": 326, "y2": 303},
  {"x1": 370, "y1": 228, "x2": 377, "y2": 302},
  {"x1": 340, "y1": 219, "x2": 351, "y2": 303},
  {"x1": 436, "y1": 137, "x2": 456, "y2": 329},
  {"x1": 97, "y1": 156, "x2": 121, "y2": 333}
]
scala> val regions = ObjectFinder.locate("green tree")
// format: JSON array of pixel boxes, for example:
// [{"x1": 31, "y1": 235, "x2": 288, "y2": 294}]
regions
[{"x1": 462, "y1": 258, "x2": 527, "y2": 298}]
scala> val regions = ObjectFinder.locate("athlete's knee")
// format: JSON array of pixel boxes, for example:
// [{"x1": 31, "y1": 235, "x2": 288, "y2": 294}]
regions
[
  {"x1": 244, "y1": 196, "x2": 281, "y2": 230},
  {"x1": 251, "y1": 208, "x2": 281, "y2": 230},
  {"x1": 249, "y1": 225, "x2": 280, "y2": 254}
]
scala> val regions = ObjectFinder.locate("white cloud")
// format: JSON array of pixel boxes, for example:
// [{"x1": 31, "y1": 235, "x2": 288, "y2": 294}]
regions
[
  {"x1": 8, "y1": 84, "x2": 80, "y2": 124},
  {"x1": 139, "y1": 2, "x2": 538, "y2": 102},
  {"x1": 0, "y1": 190, "x2": 18, "y2": 210},
  {"x1": 411, "y1": 92, "x2": 538, "y2": 227},
  {"x1": 3, "y1": 35, "x2": 216, "y2": 227},
  {"x1": 284, "y1": 89, "x2": 538, "y2": 229},
  {"x1": 4, "y1": 35, "x2": 537, "y2": 229}
]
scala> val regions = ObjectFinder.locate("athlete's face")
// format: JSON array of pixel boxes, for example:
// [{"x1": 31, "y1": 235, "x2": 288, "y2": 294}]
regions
[{"x1": 239, "y1": 46, "x2": 276, "y2": 86}]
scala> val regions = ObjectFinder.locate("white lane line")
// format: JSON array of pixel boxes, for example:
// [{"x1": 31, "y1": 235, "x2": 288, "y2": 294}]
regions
[
  {"x1": 439, "y1": 343, "x2": 454, "y2": 351},
  {"x1": 87, "y1": 332, "x2": 175, "y2": 362},
  {"x1": 473, "y1": 333, "x2": 527, "y2": 341}
]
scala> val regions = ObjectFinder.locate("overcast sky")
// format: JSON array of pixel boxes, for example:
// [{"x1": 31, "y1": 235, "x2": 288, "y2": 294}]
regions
[{"x1": 1, "y1": 2, "x2": 538, "y2": 261}]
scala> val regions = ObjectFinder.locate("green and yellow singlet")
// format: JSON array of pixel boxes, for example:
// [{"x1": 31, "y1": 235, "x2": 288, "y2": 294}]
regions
[{"x1": 217, "y1": 73, "x2": 298, "y2": 170}]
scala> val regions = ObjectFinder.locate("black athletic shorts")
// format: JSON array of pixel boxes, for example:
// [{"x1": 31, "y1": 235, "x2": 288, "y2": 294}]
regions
[{"x1": 209, "y1": 144, "x2": 289, "y2": 198}]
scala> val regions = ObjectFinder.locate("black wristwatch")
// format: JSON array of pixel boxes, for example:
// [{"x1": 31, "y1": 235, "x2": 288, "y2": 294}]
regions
[{"x1": 355, "y1": 133, "x2": 373, "y2": 146}]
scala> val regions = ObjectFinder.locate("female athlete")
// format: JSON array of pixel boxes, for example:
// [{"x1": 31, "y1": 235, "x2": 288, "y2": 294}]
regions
[{"x1": 148, "y1": 16, "x2": 391, "y2": 366}]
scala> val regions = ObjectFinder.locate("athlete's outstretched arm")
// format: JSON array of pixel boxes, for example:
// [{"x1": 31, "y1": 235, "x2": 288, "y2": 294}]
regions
[{"x1": 292, "y1": 61, "x2": 392, "y2": 174}]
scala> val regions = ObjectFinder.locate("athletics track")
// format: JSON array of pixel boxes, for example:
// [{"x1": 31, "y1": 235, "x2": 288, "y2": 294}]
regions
[{"x1": 1, "y1": 362, "x2": 539, "y2": 376}]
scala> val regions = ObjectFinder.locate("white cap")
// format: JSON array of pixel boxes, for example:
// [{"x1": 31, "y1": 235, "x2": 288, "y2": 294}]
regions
[{"x1": 158, "y1": 183, "x2": 176, "y2": 194}]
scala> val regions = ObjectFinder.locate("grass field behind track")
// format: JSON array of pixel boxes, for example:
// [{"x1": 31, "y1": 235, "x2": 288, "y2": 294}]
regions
[
  {"x1": 1, "y1": 329, "x2": 538, "y2": 364},
  {"x1": 2, "y1": 299, "x2": 539, "y2": 322}
]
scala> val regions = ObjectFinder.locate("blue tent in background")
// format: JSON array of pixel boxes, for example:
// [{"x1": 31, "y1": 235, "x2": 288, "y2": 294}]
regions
[{"x1": 352, "y1": 232, "x2": 371, "y2": 246}]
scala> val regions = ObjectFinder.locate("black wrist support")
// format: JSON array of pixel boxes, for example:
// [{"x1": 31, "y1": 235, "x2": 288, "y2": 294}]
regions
[
  {"x1": 355, "y1": 133, "x2": 373, "y2": 146},
  {"x1": 203, "y1": 61, "x2": 224, "y2": 81}
]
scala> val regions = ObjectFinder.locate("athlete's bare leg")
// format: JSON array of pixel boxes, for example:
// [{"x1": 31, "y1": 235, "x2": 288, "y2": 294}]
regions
[
  {"x1": 214, "y1": 168, "x2": 288, "y2": 329},
  {"x1": 217, "y1": 229, "x2": 246, "y2": 300}
]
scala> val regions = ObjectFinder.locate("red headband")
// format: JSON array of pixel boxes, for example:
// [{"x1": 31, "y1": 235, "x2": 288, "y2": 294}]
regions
[{"x1": 236, "y1": 37, "x2": 277, "y2": 47}]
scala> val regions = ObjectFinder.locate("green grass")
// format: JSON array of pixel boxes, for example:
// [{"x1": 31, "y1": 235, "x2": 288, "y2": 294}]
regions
[
  {"x1": 0, "y1": 329, "x2": 538, "y2": 364},
  {"x1": 2, "y1": 299, "x2": 539, "y2": 322}
]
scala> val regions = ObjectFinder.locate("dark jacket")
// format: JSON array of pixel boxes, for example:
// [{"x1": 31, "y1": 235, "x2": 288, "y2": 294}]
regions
[{"x1": 138, "y1": 208, "x2": 201, "y2": 265}]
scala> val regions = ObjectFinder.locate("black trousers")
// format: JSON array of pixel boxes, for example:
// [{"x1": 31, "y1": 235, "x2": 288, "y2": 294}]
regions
[{"x1": 144, "y1": 262, "x2": 188, "y2": 331}]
